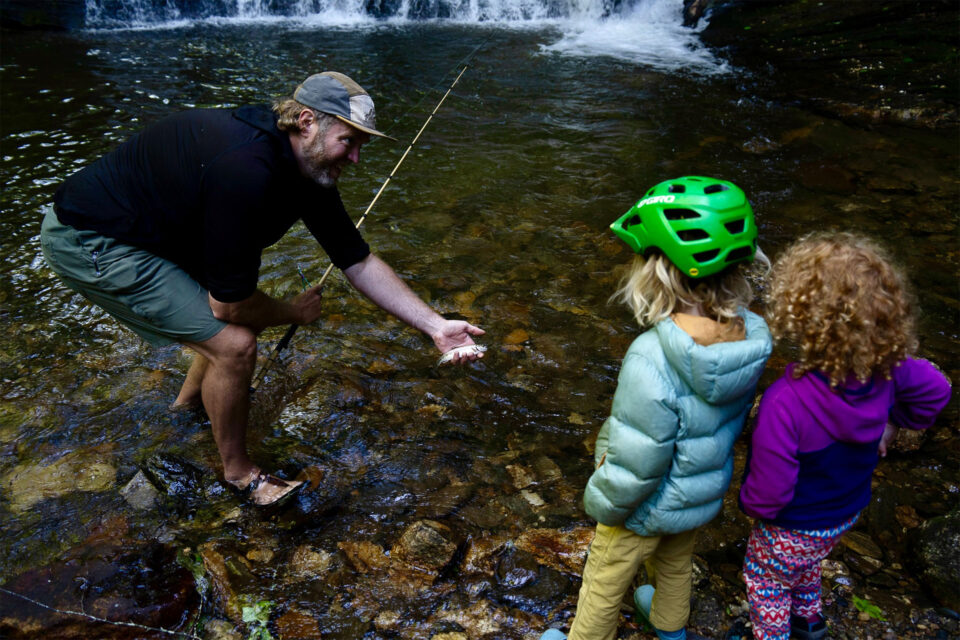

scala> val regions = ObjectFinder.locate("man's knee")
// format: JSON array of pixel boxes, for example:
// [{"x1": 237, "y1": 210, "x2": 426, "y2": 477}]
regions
[{"x1": 196, "y1": 325, "x2": 257, "y2": 369}]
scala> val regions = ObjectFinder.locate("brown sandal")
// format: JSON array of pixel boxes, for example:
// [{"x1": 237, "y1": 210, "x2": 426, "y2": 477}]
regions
[{"x1": 240, "y1": 471, "x2": 304, "y2": 506}]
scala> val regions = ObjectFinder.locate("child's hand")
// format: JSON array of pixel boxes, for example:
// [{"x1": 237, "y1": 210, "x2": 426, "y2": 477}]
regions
[{"x1": 878, "y1": 422, "x2": 899, "y2": 457}]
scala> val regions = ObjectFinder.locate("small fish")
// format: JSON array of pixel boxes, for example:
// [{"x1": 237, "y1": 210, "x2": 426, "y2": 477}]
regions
[{"x1": 437, "y1": 344, "x2": 487, "y2": 366}]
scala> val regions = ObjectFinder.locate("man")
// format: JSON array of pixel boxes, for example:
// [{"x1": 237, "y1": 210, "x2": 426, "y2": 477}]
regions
[{"x1": 40, "y1": 71, "x2": 484, "y2": 506}]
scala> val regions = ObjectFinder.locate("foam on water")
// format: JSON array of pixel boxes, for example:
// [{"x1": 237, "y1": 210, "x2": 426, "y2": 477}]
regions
[{"x1": 541, "y1": 0, "x2": 730, "y2": 74}]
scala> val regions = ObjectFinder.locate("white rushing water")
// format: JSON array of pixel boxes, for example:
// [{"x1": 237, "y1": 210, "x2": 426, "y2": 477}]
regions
[{"x1": 84, "y1": 0, "x2": 728, "y2": 74}]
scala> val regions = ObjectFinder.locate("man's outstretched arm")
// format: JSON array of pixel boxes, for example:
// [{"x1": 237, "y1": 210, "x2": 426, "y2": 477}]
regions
[{"x1": 343, "y1": 253, "x2": 485, "y2": 362}]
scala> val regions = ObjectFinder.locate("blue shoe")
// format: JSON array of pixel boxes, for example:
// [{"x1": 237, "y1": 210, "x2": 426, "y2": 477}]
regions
[
  {"x1": 633, "y1": 584, "x2": 655, "y2": 629},
  {"x1": 540, "y1": 630, "x2": 567, "y2": 640},
  {"x1": 633, "y1": 584, "x2": 687, "y2": 640}
]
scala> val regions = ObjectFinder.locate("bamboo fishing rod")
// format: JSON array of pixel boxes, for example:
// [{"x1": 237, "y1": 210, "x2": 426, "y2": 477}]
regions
[{"x1": 250, "y1": 66, "x2": 469, "y2": 392}]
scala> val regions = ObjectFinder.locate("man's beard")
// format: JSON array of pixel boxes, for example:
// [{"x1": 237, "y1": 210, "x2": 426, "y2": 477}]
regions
[{"x1": 302, "y1": 133, "x2": 338, "y2": 188}]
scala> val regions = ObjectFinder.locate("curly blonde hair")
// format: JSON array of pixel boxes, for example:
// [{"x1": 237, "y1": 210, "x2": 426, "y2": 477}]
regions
[
  {"x1": 766, "y1": 232, "x2": 917, "y2": 387},
  {"x1": 612, "y1": 251, "x2": 767, "y2": 329}
]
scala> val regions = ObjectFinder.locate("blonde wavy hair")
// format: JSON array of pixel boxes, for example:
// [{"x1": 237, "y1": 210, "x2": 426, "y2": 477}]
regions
[
  {"x1": 766, "y1": 232, "x2": 917, "y2": 387},
  {"x1": 272, "y1": 98, "x2": 337, "y2": 134},
  {"x1": 612, "y1": 250, "x2": 767, "y2": 329}
]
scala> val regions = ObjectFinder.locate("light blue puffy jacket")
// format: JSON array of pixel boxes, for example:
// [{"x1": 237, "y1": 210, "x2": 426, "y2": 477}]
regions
[{"x1": 584, "y1": 309, "x2": 772, "y2": 536}]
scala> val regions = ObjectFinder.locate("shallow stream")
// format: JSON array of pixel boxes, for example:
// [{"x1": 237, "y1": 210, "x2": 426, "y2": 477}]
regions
[{"x1": 1, "y1": 7, "x2": 957, "y2": 639}]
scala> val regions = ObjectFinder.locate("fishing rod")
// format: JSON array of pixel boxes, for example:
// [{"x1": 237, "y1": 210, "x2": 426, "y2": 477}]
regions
[{"x1": 250, "y1": 65, "x2": 469, "y2": 392}]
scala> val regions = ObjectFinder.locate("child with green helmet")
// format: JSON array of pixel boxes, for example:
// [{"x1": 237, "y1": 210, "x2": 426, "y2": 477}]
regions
[{"x1": 541, "y1": 177, "x2": 772, "y2": 640}]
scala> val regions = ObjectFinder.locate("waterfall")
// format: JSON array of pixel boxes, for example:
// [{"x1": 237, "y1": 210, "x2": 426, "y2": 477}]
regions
[
  {"x1": 85, "y1": 0, "x2": 689, "y2": 26},
  {"x1": 81, "y1": 0, "x2": 727, "y2": 73}
]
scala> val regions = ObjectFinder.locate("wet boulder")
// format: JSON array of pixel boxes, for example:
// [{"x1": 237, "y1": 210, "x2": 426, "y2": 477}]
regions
[
  {"x1": 515, "y1": 526, "x2": 594, "y2": 575},
  {"x1": 391, "y1": 520, "x2": 458, "y2": 573},
  {"x1": 914, "y1": 507, "x2": 960, "y2": 610},
  {"x1": 119, "y1": 470, "x2": 160, "y2": 510},
  {"x1": 1, "y1": 449, "x2": 117, "y2": 513},
  {"x1": 284, "y1": 545, "x2": 335, "y2": 582},
  {"x1": 198, "y1": 542, "x2": 255, "y2": 625},
  {"x1": 0, "y1": 542, "x2": 198, "y2": 639},
  {"x1": 144, "y1": 453, "x2": 217, "y2": 509}
]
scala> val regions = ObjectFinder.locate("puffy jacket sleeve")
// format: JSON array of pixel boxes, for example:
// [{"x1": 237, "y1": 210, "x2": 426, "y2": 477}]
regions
[
  {"x1": 583, "y1": 352, "x2": 679, "y2": 526},
  {"x1": 889, "y1": 358, "x2": 952, "y2": 430}
]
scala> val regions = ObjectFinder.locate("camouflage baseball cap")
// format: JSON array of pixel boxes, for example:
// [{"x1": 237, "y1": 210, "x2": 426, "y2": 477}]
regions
[{"x1": 294, "y1": 71, "x2": 395, "y2": 140}]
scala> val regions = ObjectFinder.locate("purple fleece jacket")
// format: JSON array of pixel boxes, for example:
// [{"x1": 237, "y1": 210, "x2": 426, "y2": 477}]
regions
[{"x1": 740, "y1": 358, "x2": 951, "y2": 530}]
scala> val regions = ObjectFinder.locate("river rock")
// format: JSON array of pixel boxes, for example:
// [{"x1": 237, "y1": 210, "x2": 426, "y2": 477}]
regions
[
  {"x1": 839, "y1": 530, "x2": 883, "y2": 559},
  {"x1": 428, "y1": 599, "x2": 543, "y2": 638},
  {"x1": 1, "y1": 450, "x2": 117, "y2": 513},
  {"x1": 286, "y1": 545, "x2": 335, "y2": 580},
  {"x1": 204, "y1": 619, "x2": 243, "y2": 640},
  {"x1": 391, "y1": 520, "x2": 458, "y2": 572},
  {"x1": 199, "y1": 543, "x2": 247, "y2": 624},
  {"x1": 844, "y1": 551, "x2": 883, "y2": 577},
  {"x1": 461, "y1": 533, "x2": 512, "y2": 575},
  {"x1": 914, "y1": 507, "x2": 960, "y2": 610},
  {"x1": 144, "y1": 453, "x2": 212, "y2": 504},
  {"x1": 276, "y1": 607, "x2": 322, "y2": 640},
  {"x1": 514, "y1": 526, "x2": 593, "y2": 575},
  {"x1": 0, "y1": 542, "x2": 198, "y2": 638},
  {"x1": 339, "y1": 539, "x2": 440, "y2": 592},
  {"x1": 506, "y1": 463, "x2": 536, "y2": 489},
  {"x1": 119, "y1": 469, "x2": 160, "y2": 510}
]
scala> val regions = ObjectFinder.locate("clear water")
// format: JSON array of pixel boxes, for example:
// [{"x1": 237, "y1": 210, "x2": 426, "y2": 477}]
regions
[{"x1": 1, "y1": 9, "x2": 957, "y2": 638}]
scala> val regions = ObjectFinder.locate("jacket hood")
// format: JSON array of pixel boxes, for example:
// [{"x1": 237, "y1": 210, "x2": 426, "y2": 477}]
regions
[
  {"x1": 656, "y1": 310, "x2": 771, "y2": 405},
  {"x1": 782, "y1": 366, "x2": 894, "y2": 444}
]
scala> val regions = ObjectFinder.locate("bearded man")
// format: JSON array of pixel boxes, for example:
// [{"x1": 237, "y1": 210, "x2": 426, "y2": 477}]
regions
[{"x1": 40, "y1": 72, "x2": 484, "y2": 505}]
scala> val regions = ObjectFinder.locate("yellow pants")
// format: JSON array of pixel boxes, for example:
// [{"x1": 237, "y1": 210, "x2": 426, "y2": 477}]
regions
[{"x1": 567, "y1": 523, "x2": 698, "y2": 640}]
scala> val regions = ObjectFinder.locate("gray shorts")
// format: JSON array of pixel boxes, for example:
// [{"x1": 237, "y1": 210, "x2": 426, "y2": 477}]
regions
[{"x1": 40, "y1": 208, "x2": 227, "y2": 346}]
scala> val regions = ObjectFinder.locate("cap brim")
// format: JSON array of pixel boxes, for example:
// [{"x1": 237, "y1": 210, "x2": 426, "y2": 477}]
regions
[{"x1": 334, "y1": 115, "x2": 397, "y2": 141}]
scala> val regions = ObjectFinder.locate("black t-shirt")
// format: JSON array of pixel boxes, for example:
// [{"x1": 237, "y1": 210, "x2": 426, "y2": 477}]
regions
[{"x1": 53, "y1": 105, "x2": 370, "y2": 302}]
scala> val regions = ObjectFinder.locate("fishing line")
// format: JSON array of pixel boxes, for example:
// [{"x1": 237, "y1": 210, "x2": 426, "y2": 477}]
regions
[
  {"x1": 379, "y1": 32, "x2": 493, "y2": 138},
  {"x1": 0, "y1": 585, "x2": 203, "y2": 640},
  {"x1": 251, "y1": 64, "x2": 473, "y2": 391}
]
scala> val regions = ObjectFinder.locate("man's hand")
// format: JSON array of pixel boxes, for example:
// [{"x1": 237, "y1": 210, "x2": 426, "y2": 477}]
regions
[
  {"x1": 344, "y1": 254, "x2": 488, "y2": 366},
  {"x1": 209, "y1": 287, "x2": 322, "y2": 331},
  {"x1": 878, "y1": 422, "x2": 899, "y2": 457},
  {"x1": 291, "y1": 285, "x2": 324, "y2": 326},
  {"x1": 432, "y1": 320, "x2": 485, "y2": 364}
]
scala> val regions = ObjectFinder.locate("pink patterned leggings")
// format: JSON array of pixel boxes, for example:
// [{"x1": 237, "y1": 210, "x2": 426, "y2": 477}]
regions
[{"x1": 743, "y1": 516, "x2": 857, "y2": 640}]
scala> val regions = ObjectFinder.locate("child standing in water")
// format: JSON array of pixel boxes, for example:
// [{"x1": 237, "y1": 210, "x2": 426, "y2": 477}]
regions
[
  {"x1": 541, "y1": 176, "x2": 773, "y2": 640},
  {"x1": 739, "y1": 232, "x2": 951, "y2": 640}
]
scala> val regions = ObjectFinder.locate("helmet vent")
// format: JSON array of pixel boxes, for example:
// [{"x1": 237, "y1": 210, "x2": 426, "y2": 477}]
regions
[
  {"x1": 677, "y1": 229, "x2": 709, "y2": 242},
  {"x1": 625, "y1": 215, "x2": 642, "y2": 228},
  {"x1": 663, "y1": 208, "x2": 701, "y2": 221},
  {"x1": 667, "y1": 184, "x2": 686, "y2": 193},
  {"x1": 725, "y1": 219, "x2": 746, "y2": 234},
  {"x1": 703, "y1": 184, "x2": 729, "y2": 195},
  {"x1": 726, "y1": 246, "x2": 753, "y2": 262},
  {"x1": 693, "y1": 249, "x2": 720, "y2": 263}
]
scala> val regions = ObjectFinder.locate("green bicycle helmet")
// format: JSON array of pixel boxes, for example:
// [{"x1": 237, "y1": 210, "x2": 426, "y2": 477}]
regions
[{"x1": 610, "y1": 176, "x2": 758, "y2": 278}]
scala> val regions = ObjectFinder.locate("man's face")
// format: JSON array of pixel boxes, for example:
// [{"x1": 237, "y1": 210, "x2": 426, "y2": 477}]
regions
[{"x1": 300, "y1": 118, "x2": 370, "y2": 188}]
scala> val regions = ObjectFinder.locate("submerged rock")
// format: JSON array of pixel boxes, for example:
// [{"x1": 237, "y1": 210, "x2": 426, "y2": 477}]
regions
[
  {"x1": 144, "y1": 453, "x2": 212, "y2": 502},
  {"x1": 285, "y1": 545, "x2": 335, "y2": 581},
  {"x1": 119, "y1": 469, "x2": 160, "y2": 510},
  {"x1": 515, "y1": 527, "x2": 594, "y2": 576},
  {"x1": 391, "y1": 520, "x2": 458, "y2": 572},
  {"x1": 1, "y1": 450, "x2": 117, "y2": 513},
  {"x1": 0, "y1": 542, "x2": 198, "y2": 639},
  {"x1": 276, "y1": 607, "x2": 322, "y2": 640}
]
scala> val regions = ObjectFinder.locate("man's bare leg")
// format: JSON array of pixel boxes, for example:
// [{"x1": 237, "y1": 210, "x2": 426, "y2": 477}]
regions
[
  {"x1": 171, "y1": 352, "x2": 208, "y2": 410},
  {"x1": 185, "y1": 325, "x2": 301, "y2": 503}
]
